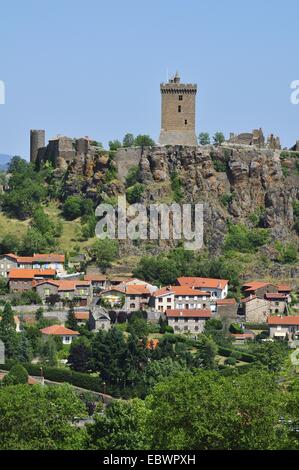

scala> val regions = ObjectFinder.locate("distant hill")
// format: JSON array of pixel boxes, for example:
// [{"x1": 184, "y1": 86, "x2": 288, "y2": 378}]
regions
[{"x1": 0, "y1": 154, "x2": 12, "y2": 171}]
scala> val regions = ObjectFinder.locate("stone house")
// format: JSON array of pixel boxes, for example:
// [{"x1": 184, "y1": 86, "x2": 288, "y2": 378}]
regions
[
  {"x1": 176, "y1": 277, "x2": 229, "y2": 300},
  {"x1": 84, "y1": 274, "x2": 108, "y2": 291},
  {"x1": 124, "y1": 284, "x2": 152, "y2": 312},
  {"x1": 89, "y1": 307, "x2": 111, "y2": 332},
  {"x1": 9, "y1": 269, "x2": 56, "y2": 293},
  {"x1": 35, "y1": 279, "x2": 93, "y2": 306},
  {"x1": 242, "y1": 281, "x2": 279, "y2": 299},
  {"x1": 264, "y1": 293, "x2": 288, "y2": 315},
  {"x1": 0, "y1": 253, "x2": 65, "y2": 278},
  {"x1": 240, "y1": 296, "x2": 269, "y2": 323},
  {"x1": 216, "y1": 298, "x2": 238, "y2": 320},
  {"x1": 268, "y1": 316, "x2": 299, "y2": 339},
  {"x1": 166, "y1": 309, "x2": 212, "y2": 335}
]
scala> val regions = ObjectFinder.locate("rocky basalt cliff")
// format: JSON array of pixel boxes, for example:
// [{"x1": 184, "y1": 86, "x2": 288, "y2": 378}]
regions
[{"x1": 54, "y1": 144, "x2": 299, "y2": 258}]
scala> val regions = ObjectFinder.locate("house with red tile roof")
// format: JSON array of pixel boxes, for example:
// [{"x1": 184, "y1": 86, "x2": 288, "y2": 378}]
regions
[
  {"x1": 0, "y1": 253, "x2": 65, "y2": 278},
  {"x1": 166, "y1": 308, "x2": 212, "y2": 334},
  {"x1": 35, "y1": 279, "x2": 93, "y2": 306},
  {"x1": 268, "y1": 316, "x2": 299, "y2": 339},
  {"x1": 176, "y1": 277, "x2": 229, "y2": 299},
  {"x1": 8, "y1": 269, "x2": 56, "y2": 292},
  {"x1": 151, "y1": 285, "x2": 212, "y2": 313},
  {"x1": 242, "y1": 281, "x2": 293, "y2": 300},
  {"x1": 40, "y1": 324, "x2": 80, "y2": 344}
]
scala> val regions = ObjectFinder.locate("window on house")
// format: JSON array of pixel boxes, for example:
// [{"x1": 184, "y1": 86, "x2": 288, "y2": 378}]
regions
[
  {"x1": 178, "y1": 105, "x2": 181, "y2": 112},
  {"x1": 130, "y1": 303, "x2": 136, "y2": 309},
  {"x1": 167, "y1": 298, "x2": 172, "y2": 302},
  {"x1": 179, "y1": 95, "x2": 183, "y2": 101},
  {"x1": 185, "y1": 119, "x2": 188, "y2": 125}
]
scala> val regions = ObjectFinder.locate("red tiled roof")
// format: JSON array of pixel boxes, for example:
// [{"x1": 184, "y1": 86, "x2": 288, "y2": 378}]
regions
[
  {"x1": 58, "y1": 280, "x2": 90, "y2": 291},
  {"x1": 40, "y1": 325, "x2": 80, "y2": 336},
  {"x1": 32, "y1": 253, "x2": 65, "y2": 263},
  {"x1": 277, "y1": 284, "x2": 292, "y2": 293},
  {"x1": 166, "y1": 309, "x2": 212, "y2": 318},
  {"x1": 264, "y1": 293, "x2": 287, "y2": 300},
  {"x1": 5, "y1": 253, "x2": 65, "y2": 263},
  {"x1": 216, "y1": 298, "x2": 237, "y2": 305},
  {"x1": 84, "y1": 274, "x2": 107, "y2": 282},
  {"x1": 101, "y1": 287, "x2": 126, "y2": 294},
  {"x1": 9, "y1": 269, "x2": 56, "y2": 279},
  {"x1": 177, "y1": 277, "x2": 228, "y2": 289},
  {"x1": 152, "y1": 287, "x2": 174, "y2": 297},
  {"x1": 152, "y1": 285, "x2": 210, "y2": 297},
  {"x1": 231, "y1": 333, "x2": 255, "y2": 340},
  {"x1": 75, "y1": 312, "x2": 89, "y2": 321},
  {"x1": 267, "y1": 316, "x2": 299, "y2": 326},
  {"x1": 125, "y1": 285, "x2": 151, "y2": 295},
  {"x1": 241, "y1": 295, "x2": 257, "y2": 303}
]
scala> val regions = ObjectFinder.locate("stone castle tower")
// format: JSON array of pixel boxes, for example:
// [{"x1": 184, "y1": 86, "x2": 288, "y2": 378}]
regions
[
  {"x1": 159, "y1": 72, "x2": 197, "y2": 146},
  {"x1": 30, "y1": 129, "x2": 45, "y2": 163}
]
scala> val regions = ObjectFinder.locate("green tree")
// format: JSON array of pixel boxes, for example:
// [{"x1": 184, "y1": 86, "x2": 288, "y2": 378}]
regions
[
  {"x1": 17, "y1": 334, "x2": 33, "y2": 363},
  {"x1": 0, "y1": 276, "x2": 9, "y2": 295},
  {"x1": 123, "y1": 133, "x2": 135, "y2": 148},
  {"x1": 194, "y1": 334, "x2": 218, "y2": 369},
  {"x1": 198, "y1": 132, "x2": 210, "y2": 145},
  {"x1": 40, "y1": 337, "x2": 58, "y2": 366},
  {"x1": 0, "y1": 233, "x2": 20, "y2": 254},
  {"x1": 66, "y1": 305, "x2": 78, "y2": 331},
  {"x1": 0, "y1": 384, "x2": 87, "y2": 449},
  {"x1": 89, "y1": 239, "x2": 119, "y2": 273},
  {"x1": 125, "y1": 165, "x2": 140, "y2": 187},
  {"x1": 0, "y1": 303, "x2": 19, "y2": 359},
  {"x1": 134, "y1": 135, "x2": 155, "y2": 147},
  {"x1": 146, "y1": 369, "x2": 287, "y2": 450},
  {"x1": 109, "y1": 140, "x2": 122, "y2": 151},
  {"x1": 63, "y1": 196, "x2": 83, "y2": 220},
  {"x1": 213, "y1": 132, "x2": 225, "y2": 145},
  {"x1": 127, "y1": 316, "x2": 149, "y2": 339},
  {"x1": 68, "y1": 336, "x2": 93, "y2": 373},
  {"x1": 126, "y1": 182, "x2": 145, "y2": 203},
  {"x1": 2, "y1": 363, "x2": 28, "y2": 385},
  {"x1": 87, "y1": 399, "x2": 150, "y2": 450}
]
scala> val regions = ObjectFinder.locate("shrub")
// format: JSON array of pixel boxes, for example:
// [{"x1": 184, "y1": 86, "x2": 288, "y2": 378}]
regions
[
  {"x1": 2, "y1": 363, "x2": 28, "y2": 385},
  {"x1": 126, "y1": 183, "x2": 145, "y2": 204},
  {"x1": 225, "y1": 356, "x2": 237, "y2": 366}
]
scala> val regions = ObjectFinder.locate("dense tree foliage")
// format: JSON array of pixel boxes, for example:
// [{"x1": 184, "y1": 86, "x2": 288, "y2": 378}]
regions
[{"x1": 0, "y1": 384, "x2": 87, "y2": 450}]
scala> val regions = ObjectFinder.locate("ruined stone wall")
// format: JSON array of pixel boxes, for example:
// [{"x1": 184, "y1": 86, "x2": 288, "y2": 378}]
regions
[{"x1": 114, "y1": 147, "x2": 142, "y2": 183}]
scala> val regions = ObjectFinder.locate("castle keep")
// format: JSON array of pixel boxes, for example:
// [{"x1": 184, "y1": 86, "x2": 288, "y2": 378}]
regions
[{"x1": 159, "y1": 72, "x2": 197, "y2": 146}]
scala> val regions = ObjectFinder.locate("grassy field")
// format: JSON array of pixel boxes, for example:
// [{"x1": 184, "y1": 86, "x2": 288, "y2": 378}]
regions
[{"x1": 0, "y1": 202, "x2": 97, "y2": 254}]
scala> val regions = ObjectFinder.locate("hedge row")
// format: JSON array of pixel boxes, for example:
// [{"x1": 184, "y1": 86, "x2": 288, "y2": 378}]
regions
[
  {"x1": 0, "y1": 361, "x2": 105, "y2": 393},
  {"x1": 244, "y1": 323, "x2": 270, "y2": 331},
  {"x1": 218, "y1": 346, "x2": 256, "y2": 363},
  {"x1": 219, "y1": 363, "x2": 255, "y2": 376}
]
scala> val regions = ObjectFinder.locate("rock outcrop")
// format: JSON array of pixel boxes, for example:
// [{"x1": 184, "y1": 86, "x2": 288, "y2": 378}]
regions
[{"x1": 54, "y1": 144, "x2": 299, "y2": 256}]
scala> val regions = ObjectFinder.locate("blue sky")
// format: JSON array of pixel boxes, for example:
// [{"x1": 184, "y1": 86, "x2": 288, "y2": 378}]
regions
[{"x1": 0, "y1": 0, "x2": 299, "y2": 158}]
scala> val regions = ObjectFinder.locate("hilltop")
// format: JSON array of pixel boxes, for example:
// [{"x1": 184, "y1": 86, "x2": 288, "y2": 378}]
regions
[{"x1": 0, "y1": 144, "x2": 298, "y2": 284}]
